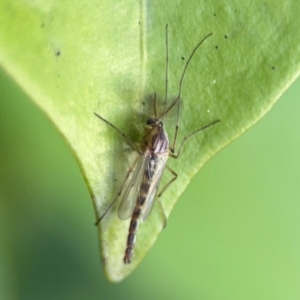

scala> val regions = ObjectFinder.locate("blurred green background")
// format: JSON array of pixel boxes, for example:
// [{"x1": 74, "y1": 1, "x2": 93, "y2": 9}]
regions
[{"x1": 1, "y1": 67, "x2": 300, "y2": 299}]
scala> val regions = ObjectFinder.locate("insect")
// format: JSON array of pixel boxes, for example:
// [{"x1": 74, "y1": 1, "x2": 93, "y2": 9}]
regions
[{"x1": 94, "y1": 24, "x2": 220, "y2": 264}]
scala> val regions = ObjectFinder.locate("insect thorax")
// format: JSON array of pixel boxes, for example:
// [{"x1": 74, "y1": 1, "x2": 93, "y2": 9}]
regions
[{"x1": 143, "y1": 118, "x2": 169, "y2": 155}]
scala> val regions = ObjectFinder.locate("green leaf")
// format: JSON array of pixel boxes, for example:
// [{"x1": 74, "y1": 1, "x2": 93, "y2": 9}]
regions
[{"x1": 0, "y1": 0, "x2": 299, "y2": 281}]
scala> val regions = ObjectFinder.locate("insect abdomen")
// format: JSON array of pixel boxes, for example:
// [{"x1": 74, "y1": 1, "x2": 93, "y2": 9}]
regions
[
  {"x1": 123, "y1": 200, "x2": 144, "y2": 264},
  {"x1": 123, "y1": 170, "x2": 152, "y2": 264}
]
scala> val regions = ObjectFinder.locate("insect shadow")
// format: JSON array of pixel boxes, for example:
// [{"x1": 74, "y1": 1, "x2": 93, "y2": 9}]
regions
[{"x1": 94, "y1": 24, "x2": 220, "y2": 264}]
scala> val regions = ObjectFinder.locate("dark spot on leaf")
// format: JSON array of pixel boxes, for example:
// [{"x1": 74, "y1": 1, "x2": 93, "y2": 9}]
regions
[
  {"x1": 214, "y1": 13, "x2": 216, "y2": 17},
  {"x1": 181, "y1": 56, "x2": 185, "y2": 60},
  {"x1": 272, "y1": 66, "x2": 275, "y2": 70},
  {"x1": 41, "y1": 23, "x2": 45, "y2": 28},
  {"x1": 224, "y1": 35, "x2": 228, "y2": 39},
  {"x1": 215, "y1": 45, "x2": 218, "y2": 49},
  {"x1": 56, "y1": 50, "x2": 61, "y2": 57}
]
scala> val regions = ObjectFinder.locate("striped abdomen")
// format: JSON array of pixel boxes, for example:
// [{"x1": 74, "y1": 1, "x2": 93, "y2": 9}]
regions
[{"x1": 123, "y1": 155, "x2": 158, "y2": 264}]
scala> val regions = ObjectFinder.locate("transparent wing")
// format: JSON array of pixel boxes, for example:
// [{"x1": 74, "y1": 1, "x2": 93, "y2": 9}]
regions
[
  {"x1": 140, "y1": 156, "x2": 167, "y2": 222},
  {"x1": 118, "y1": 156, "x2": 148, "y2": 220}
]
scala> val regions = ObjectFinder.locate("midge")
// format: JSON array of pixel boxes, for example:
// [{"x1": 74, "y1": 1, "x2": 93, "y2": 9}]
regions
[{"x1": 94, "y1": 24, "x2": 220, "y2": 264}]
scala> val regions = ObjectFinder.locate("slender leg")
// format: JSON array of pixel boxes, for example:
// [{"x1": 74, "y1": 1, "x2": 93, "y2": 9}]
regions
[
  {"x1": 156, "y1": 165, "x2": 178, "y2": 228},
  {"x1": 170, "y1": 119, "x2": 220, "y2": 158},
  {"x1": 157, "y1": 165, "x2": 178, "y2": 197},
  {"x1": 95, "y1": 155, "x2": 140, "y2": 225},
  {"x1": 157, "y1": 197, "x2": 168, "y2": 228},
  {"x1": 94, "y1": 112, "x2": 141, "y2": 154}
]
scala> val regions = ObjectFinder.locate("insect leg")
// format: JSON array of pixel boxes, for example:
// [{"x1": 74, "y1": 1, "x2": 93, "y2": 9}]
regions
[
  {"x1": 157, "y1": 165, "x2": 178, "y2": 198},
  {"x1": 94, "y1": 112, "x2": 141, "y2": 154},
  {"x1": 95, "y1": 155, "x2": 140, "y2": 225},
  {"x1": 157, "y1": 197, "x2": 168, "y2": 229},
  {"x1": 157, "y1": 165, "x2": 178, "y2": 228},
  {"x1": 170, "y1": 119, "x2": 220, "y2": 159}
]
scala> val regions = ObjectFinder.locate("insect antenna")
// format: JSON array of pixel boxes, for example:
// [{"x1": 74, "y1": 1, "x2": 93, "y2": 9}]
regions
[
  {"x1": 177, "y1": 32, "x2": 213, "y2": 109},
  {"x1": 153, "y1": 92, "x2": 157, "y2": 118},
  {"x1": 162, "y1": 23, "x2": 169, "y2": 121},
  {"x1": 161, "y1": 32, "x2": 213, "y2": 150}
]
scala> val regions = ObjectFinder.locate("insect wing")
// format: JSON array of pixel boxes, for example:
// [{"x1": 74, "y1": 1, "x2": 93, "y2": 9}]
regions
[
  {"x1": 118, "y1": 156, "x2": 147, "y2": 220},
  {"x1": 141, "y1": 155, "x2": 168, "y2": 222}
]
